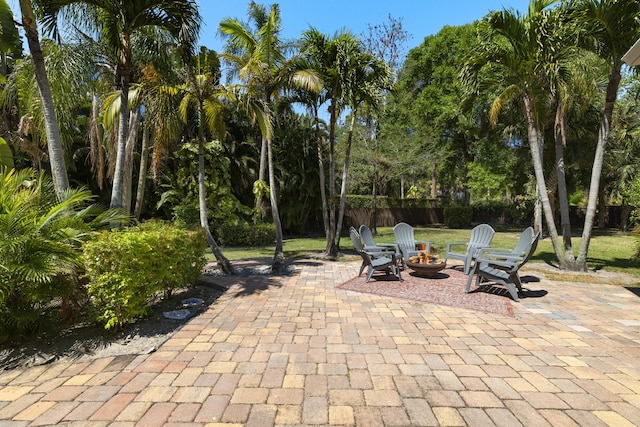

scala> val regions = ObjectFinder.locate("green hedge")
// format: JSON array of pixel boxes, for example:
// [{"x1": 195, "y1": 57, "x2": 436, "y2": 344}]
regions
[
  {"x1": 82, "y1": 221, "x2": 206, "y2": 330},
  {"x1": 346, "y1": 195, "x2": 436, "y2": 209},
  {"x1": 443, "y1": 206, "x2": 473, "y2": 228},
  {"x1": 217, "y1": 222, "x2": 275, "y2": 246}
]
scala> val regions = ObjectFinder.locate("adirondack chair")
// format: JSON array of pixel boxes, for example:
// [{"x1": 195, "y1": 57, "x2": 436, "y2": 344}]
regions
[
  {"x1": 466, "y1": 229, "x2": 540, "y2": 302},
  {"x1": 359, "y1": 224, "x2": 399, "y2": 254},
  {"x1": 481, "y1": 227, "x2": 534, "y2": 262},
  {"x1": 444, "y1": 224, "x2": 495, "y2": 274},
  {"x1": 350, "y1": 227, "x2": 402, "y2": 282},
  {"x1": 392, "y1": 222, "x2": 431, "y2": 267}
]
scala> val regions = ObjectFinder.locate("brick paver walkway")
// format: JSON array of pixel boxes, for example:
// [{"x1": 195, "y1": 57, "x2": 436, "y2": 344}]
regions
[{"x1": 1, "y1": 259, "x2": 640, "y2": 426}]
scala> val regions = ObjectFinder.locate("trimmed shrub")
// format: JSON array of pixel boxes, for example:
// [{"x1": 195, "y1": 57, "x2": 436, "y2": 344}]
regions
[
  {"x1": 83, "y1": 222, "x2": 206, "y2": 330},
  {"x1": 217, "y1": 223, "x2": 275, "y2": 246},
  {"x1": 444, "y1": 206, "x2": 473, "y2": 228}
]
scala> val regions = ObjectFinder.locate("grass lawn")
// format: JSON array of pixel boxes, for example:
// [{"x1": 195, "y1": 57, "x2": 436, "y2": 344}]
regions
[{"x1": 210, "y1": 226, "x2": 640, "y2": 281}]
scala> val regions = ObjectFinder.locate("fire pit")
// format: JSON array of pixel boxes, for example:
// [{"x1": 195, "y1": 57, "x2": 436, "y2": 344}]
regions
[{"x1": 406, "y1": 254, "x2": 446, "y2": 278}]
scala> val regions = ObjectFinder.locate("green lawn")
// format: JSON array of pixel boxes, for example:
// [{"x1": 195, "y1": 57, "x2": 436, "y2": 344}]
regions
[{"x1": 211, "y1": 226, "x2": 640, "y2": 280}]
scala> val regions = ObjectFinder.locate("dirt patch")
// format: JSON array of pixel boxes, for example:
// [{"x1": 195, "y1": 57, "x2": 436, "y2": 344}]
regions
[{"x1": 0, "y1": 277, "x2": 226, "y2": 371}]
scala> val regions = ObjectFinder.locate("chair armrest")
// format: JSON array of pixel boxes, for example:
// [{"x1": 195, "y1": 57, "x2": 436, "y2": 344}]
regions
[
  {"x1": 446, "y1": 241, "x2": 467, "y2": 252},
  {"x1": 476, "y1": 247, "x2": 523, "y2": 263}
]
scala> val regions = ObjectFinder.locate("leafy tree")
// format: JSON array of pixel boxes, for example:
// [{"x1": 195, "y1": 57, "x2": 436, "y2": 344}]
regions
[{"x1": 39, "y1": 0, "x2": 201, "y2": 211}]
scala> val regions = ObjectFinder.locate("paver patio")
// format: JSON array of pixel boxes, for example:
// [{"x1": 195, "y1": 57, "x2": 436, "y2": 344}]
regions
[{"x1": 1, "y1": 258, "x2": 640, "y2": 426}]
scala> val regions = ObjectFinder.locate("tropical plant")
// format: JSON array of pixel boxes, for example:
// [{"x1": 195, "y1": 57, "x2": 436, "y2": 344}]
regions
[
  {"x1": 463, "y1": 0, "x2": 573, "y2": 268},
  {"x1": 39, "y1": 0, "x2": 201, "y2": 211},
  {"x1": 301, "y1": 28, "x2": 391, "y2": 258},
  {"x1": 572, "y1": 0, "x2": 640, "y2": 269},
  {"x1": 0, "y1": 167, "x2": 127, "y2": 342},
  {"x1": 219, "y1": 1, "x2": 320, "y2": 272}
]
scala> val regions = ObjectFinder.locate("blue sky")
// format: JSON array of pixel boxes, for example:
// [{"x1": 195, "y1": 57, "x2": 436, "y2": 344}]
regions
[
  {"x1": 8, "y1": 1, "x2": 532, "y2": 55},
  {"x1": 200, "y1": 0, "x2": 533, "y2": 53}
]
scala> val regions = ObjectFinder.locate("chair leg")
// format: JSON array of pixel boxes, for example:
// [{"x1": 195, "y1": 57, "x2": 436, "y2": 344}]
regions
[{"x1": 504, "y1": 282, "x2": 520, "y2": 302}]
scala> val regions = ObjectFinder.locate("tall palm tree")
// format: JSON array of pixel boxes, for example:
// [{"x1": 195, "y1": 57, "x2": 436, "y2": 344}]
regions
[
  {"x1": 39, "y1": 0, "x2": 201, "y2": 211},
  {"x1": 463, "y1": 0, "x2": 569, "y2": 266},
  {"x1": 219, "y1": 2, "x2": 319, "y2": 272},
  {"x1": 18, "y1": 0, "x2": 69, "y2": 193},
  {"x1": 149, "y1": 47, "x2": 235, "y2": 274},
  {"x1": 573, "y1": 0, "x2": 640, "y2": 268},
  {"x1": 301, "y1": 28, "x2": 390, "y2": 258}
]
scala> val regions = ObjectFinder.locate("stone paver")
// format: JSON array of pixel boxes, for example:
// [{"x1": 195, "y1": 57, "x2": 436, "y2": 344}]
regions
[{"x1": 1, "y1": 259, "x2": 640, "y2": 426}]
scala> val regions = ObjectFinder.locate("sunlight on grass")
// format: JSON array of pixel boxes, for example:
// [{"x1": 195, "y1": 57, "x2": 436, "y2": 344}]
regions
[{"x1": 207, "y1": 226, "x2": 640, "y2": 282}]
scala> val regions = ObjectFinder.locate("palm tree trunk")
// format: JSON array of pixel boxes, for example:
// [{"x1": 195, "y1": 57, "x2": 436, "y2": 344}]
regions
[
  {"x1": 89, "y1": 93, "x2": 105, "y2": 190},
  {"x1": 197, "y1": 130, "x2": 233, "y2": 275},
  {"x1": 334, "y1": 111, "x2": 357, "y2": 250},
  {"x1": 122, "y1": 107, "x2": 140, "y2": 216},
  {"x1": 255, "y1": 136, "x2": 268, "y2": 222},
  {"x1": 554, "y1": 103, "x2": 574, "y2": 262},
  {"x1": 325, "y1": 100, "x2": 338, "y2": 258},
  {"x1": 576, "y1": 67, "x2": 622, "y2": 269},
  {"x1": 267, "y1": 137, "x2": 285, "y2": 272},
  {"x1": 19, "y1": 0, "x2": 69, "y2": 194},
  {"x1": 110, "y1": 83, "x2": 130, "y2": 210},
  {"x1": 523, "y1": 94, "x2": 566, "y2": 267},
  {"x1": 134, "y1": 120, "x2": 150, "y2": 219},
  {"x1": 314, "y1": 109, "x2": 330, "y2": 238}
]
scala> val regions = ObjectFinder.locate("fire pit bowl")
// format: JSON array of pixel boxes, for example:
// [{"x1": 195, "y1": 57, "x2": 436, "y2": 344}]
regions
[{"x1": 406, "y1": 258, "x2": 447, "y2": 278}]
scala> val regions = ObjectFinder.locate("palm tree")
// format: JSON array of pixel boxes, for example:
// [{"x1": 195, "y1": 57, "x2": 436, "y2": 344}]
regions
[
  {"x1": 573, "y1": 0, "x2": 640, "y2": 268},
  {"x1": 149, "y1": 47, "x2": 235, "y2": 274},
  {"x1": 39, "y1": 0, "x2": 201, "y2": 211},
  {"x1": 463, "y1": 0, "x2": 570, "y2": 266},
  {"x1": 18, "y1": 0, "x2": 69, "y2": 193},
  {"x1": 219, "y1": 2, "x2": 319, "y2": 272},
  {"x1": 301, "y1": 28, "x2": 391, "y2": 258}
]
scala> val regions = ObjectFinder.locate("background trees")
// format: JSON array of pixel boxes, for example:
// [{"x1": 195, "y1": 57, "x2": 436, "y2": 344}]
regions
[{"x1": 2, "y1": 0, "x2": 639, "y2": 274}]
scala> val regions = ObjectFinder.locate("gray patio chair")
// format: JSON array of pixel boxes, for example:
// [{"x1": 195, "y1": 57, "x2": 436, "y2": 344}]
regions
[
  {"x1": 444, "y1": 224, "x2": 495, "y2": 274},
  {"x1": 350, "y1": 227, "x2": 402, "y2": 282},
  {"x1": 465, "y1": 229, "x2": 540, "y2": 302},
  {"x1": 359, "y1": 224, "x2": 400, "y2": 254},
  {"x1": 392, "y1": 222, "x2": 431, "y2": 268}
]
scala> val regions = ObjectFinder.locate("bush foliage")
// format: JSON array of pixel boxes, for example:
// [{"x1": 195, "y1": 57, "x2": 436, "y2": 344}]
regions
[
  {"x1": 443, "y1": 206, "x2": 473, "y2": 228},
  {"x1": 83, "y1": 221, "x2": 206, "y2": 330},
  {"x1": 0, "y1": 168, "x2": 126, "y2": 343},
  {"x1": 217, "y1": 222, "x2": 275, "y2": 246}
]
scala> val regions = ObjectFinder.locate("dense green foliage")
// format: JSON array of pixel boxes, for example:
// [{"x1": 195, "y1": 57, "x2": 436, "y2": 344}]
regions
[
  {"x1": 0, "y1": 168, "x2": 125, "y2": 342},
  {"x1": 443, "y1": 206, "x2": 473, "y2": 228},
  {"x1": 217, "y1": 223, "x2": 275, "y2": 246},
  {"x1": 83, "y1": 222, "x2": 206, "y2": 330}
]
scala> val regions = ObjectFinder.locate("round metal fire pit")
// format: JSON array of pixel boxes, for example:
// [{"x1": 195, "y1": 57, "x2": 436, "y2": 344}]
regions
[{"x1": 406, "y1": 260, "x2": 447, "y2": 278}]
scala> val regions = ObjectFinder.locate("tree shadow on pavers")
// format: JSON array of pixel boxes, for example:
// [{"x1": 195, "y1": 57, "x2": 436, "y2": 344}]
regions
[
  {"x1": 625, "y1": 287, "x2": 640, "y2": 298},
  {"x1": 0, "y1": 283, "x2": 224, "y2": 370}
]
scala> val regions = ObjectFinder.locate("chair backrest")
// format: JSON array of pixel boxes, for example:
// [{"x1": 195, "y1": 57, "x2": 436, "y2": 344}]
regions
[
  {"x1": 350, "y1": 227, "x2": 363, "y2": 252},
  {"x1": 350, "y1": 227, "x2": 372, "y2": 266},
  {"x1": 359, "y1": 225, "x2": 376, "y2": 248},
  {"x1": 393, "y1": 222, "x2": 415, "y2": 256},
  {"x1": 512, "y1": 231, "x2": 540, "y2": 273},
  {"x1": 512, "y1": 227, "x2": 535, "y2": 257},
  {"x1": 470, "y1": 224, "x2": 495, "y2": 249}
]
